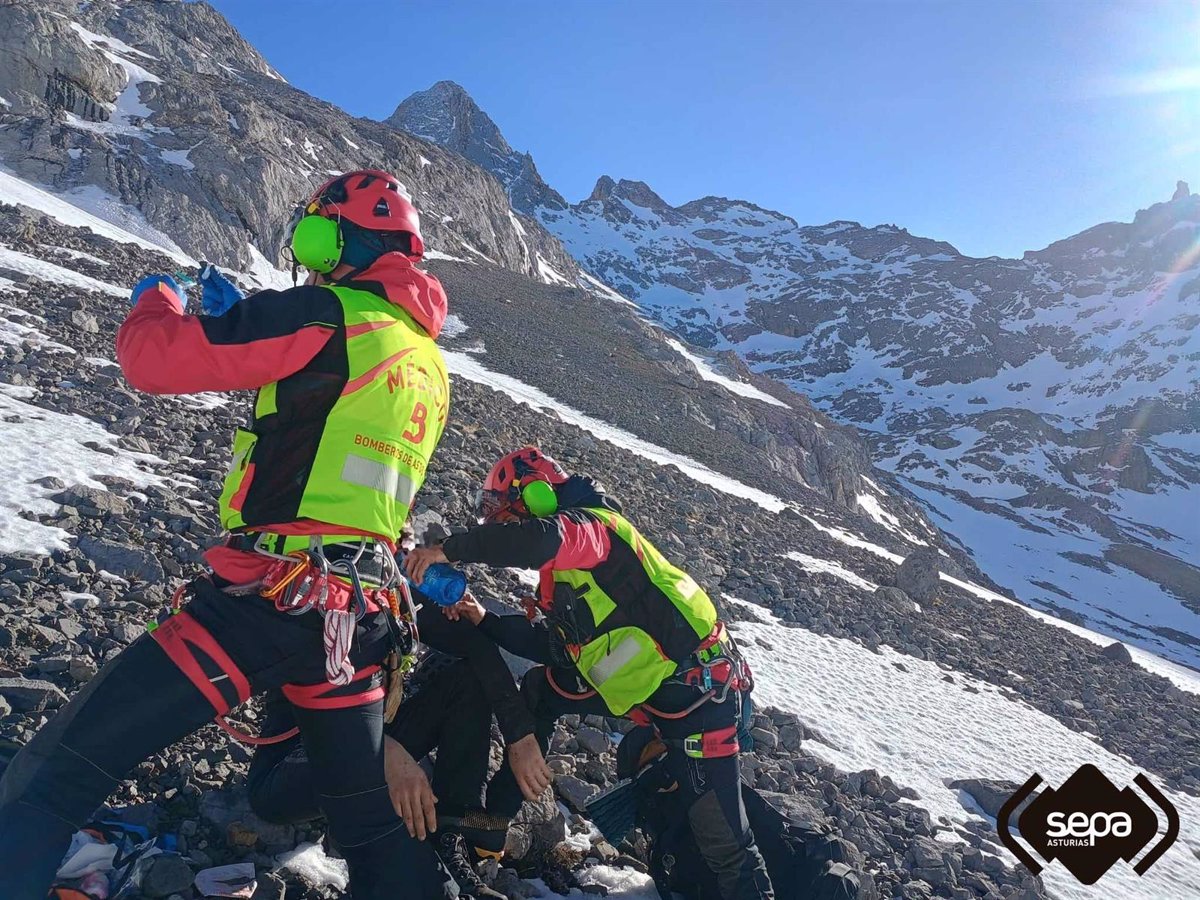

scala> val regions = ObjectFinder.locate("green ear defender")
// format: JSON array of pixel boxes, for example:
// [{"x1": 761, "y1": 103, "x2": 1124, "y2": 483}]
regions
[
  {"x1": 290, "y1": 214, "x2": 344, "y2": 273},
  {"x1": 521, "y1": 480, "x2": 558, "y2": 517}
]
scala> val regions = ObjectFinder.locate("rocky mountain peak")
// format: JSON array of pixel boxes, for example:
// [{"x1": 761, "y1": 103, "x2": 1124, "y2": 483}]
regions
[
  {"x1": 388, "y1": 80, "x2": 509, "y2": 156},
  {"x1": 1030, "y1": 181, "x2": 1200, "y2": 267},
  {"x1": 608, "y1": 178, "x2": 672, "y2": 212},
  {"x1": 386, "y1": 81, "x2": 567, "y2": 214},
  {"x1": 588, "y1": 174, "x2": 617, "y2": 202}
]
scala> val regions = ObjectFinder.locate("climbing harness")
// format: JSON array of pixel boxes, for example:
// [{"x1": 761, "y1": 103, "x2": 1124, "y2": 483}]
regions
[
  {"x1": 150, "y1": 535, "x2": 421, "y2": 744},
  {"x1": 621, "y1": 622, "x2": 756, "y2": 760}
]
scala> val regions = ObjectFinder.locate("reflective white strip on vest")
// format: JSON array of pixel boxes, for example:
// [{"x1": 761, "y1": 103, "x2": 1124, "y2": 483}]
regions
[
  {"x1": 587, "y1": 636, "x2": 643, "y2": 687},
  {"x1": 341, "y1": 454, "x2": 417, "y2": 505}
]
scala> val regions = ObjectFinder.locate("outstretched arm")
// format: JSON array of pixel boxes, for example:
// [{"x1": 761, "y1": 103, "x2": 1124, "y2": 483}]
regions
[
  {"x1": 117, "y1": 281, "x2": 341, "y2": 394},
  {"x1": 478, "y1": 612, "x2": 555, "y2": 666},
  {"x1": 417, "y1": 512, "x2": 611, "y2": 573}
]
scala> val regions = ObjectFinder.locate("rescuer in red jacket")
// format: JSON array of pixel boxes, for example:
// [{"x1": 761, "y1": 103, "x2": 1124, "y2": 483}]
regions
[{"x1": 0, "y1": 171, "x2": 468, "y2": 900}]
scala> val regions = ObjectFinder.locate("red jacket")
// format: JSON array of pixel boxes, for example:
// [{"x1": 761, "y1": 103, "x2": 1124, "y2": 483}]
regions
[{"x1": 116, "y1": 254, "x2": 449, "y2": 583}]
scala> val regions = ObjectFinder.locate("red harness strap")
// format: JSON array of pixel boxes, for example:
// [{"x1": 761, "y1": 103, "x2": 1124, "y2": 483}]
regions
[
  {"x1": 150, "y1": 611, "x2": 250, "y2": 716},
  {"x1": 283, "y1": 665, "x2": 384, "y2": 710},
  {"x1": 682, "y1": 724, "x2": 740, "y2": 759}
]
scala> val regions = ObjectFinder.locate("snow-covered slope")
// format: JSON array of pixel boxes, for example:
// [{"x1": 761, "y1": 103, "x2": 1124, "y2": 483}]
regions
[{"x1": 390, "y1": 82, "x2": 1200, "y2": 670}]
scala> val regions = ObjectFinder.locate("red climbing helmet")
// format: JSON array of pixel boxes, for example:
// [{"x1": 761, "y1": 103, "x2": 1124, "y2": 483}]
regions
[
  {"x1": 306, "y1": 169, "x2": 425, "y2": 258},
  {"x1": 476, "y1": 447, "x2": 568, "y2": 523}
]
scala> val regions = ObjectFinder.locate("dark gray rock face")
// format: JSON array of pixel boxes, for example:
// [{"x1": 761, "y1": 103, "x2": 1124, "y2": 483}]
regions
[
  {"x1": 1101, "y1": 641, "x2": 1134, "y2": 664},
  {"x1": 0, "y1": 1, "x2": 578, "y2": 283},
  {"x1": 947, "y1": 778, "x2": 1035, "y2": 820},
  {"x1": 0, "y1": 677, "x2": 69, "y2": 711},
  {"x1": 141, "y1": 855, "x2": 194, "y2": 898}
]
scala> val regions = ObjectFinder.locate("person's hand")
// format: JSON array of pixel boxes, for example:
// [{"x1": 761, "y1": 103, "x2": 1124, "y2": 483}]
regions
[
  {"x1": 199, "y1": 262, "x2": 246, "y2": 316},
  {"x1": 384, "y1": 736, "x2": 438, "y2": 840},
  {"x1": 405, "y1": 545, "x2": 448, "y2": 585},
  {"x1": 442, "y1": 592, "x2": 486, "y2": 625},
  {"x1": 130, "y1": 274, "x2": 185, "y2": 307},
  {"x1": 508, "y1": 734, "x2": 553, "y2": 801}
]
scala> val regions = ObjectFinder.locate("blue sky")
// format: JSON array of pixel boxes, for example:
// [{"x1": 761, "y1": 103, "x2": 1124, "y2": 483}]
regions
[{"x1": 208, "y1": 0, "x2": 1200, "y2": 259}]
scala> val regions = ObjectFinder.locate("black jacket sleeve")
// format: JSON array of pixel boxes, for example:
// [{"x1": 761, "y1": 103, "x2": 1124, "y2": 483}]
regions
[
  {"x1": 387, "y1": 604, "x2": 535, "y2": 743},
  {"x1": 442, "y1": 518, "x2": 563, "y2": 570},
  {"x1": 478, "y1": 612, "x2": 555, "y2": 666}
]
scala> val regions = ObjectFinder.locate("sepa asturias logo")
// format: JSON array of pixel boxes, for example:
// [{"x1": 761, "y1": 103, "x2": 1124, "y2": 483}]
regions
[{"x1": 997, "y1": 764, "x2": 1179, "y2": 885}]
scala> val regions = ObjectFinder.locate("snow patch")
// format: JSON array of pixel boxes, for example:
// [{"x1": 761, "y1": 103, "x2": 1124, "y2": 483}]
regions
[
  {"x1": 784, "y1": 551, "x2": 877, "y2": 592},
  {"x1": 242, "y1": 243, "x2": 293, "y2": 292},
  {"x1": 0, "y1": 245, "x2": 126, "y2": 298},
  {"x1": 723, "y1": 595, "x2": 1200, "y2": 900},
  {"x1": 535, "y1": 253, "x2": 571, "y2": 286},
  {"x1": 440, "y1": 314, "x2": 469, "y2": 339},
  {"x1": 65, "y1": 22, "x2": 163, "y2": 140},
  {"x1": 423, "y1": 249, "x2": 470, "y2": 264},
  {"x1": 664, "y1": 336, "x2": 787, "y2": 407},
  {"x1": 534, "y1": 864, "x2": 660, "y2": 898},
  {"x1": 0, "y1": 386, "x2": 167, "y2": 555},
  {"x1": 444, "y1": 351, "x2": 789, "y2": 512},
  {"x1": 274, "y1": 843, "x2": 347, "y2": 893},
  {"x1": 0, "y1": 169, "x2": 194, "y2": 263},
  {"x1": 856, "y1": 491, "x2": 928, "y2": 546},
  {"x1": 159, "y1": 142, "x2": 200, "y2": 170},
  {"x1": 579, "y1": 269, "x2": 638, "y2": 307}
]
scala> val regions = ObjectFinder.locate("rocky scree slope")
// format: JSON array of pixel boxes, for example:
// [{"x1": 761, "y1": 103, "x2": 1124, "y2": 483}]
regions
[
  {"x1": 390, "y1": 84, "x2": 1200, "y2": 670},
  {"x1": 1, "y1": 199, "x2": 1199, "y2": 898}
]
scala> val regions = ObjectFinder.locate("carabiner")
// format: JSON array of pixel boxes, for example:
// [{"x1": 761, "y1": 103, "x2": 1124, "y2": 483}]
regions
[{"x1": 332, "y1": 559, "x2": 370, "y2": 621}]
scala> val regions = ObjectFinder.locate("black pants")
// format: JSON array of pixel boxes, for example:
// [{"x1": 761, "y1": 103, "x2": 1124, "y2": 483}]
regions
[
  {"x1": 0, "y1": 579, "x2": 457, "y2": 900},
  {"x1": 248, "y1": 658, "x2": 495, "y2": 824},
  {"x1": 487, "y1": 666, "x2": 774, "y2": 900}
]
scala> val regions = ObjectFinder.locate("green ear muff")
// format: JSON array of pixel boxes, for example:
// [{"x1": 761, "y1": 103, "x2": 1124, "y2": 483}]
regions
[
  {"x1": 290, "y1": 214, "x2": 343, "y2": 274},
  {"x1": 521, "y1": 480, "x2": 558, "y2": 518}
]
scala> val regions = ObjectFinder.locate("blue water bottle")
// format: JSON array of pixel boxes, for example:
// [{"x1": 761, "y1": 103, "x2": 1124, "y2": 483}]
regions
[{"x1": 406, "y1": 563, "x2": 467, "y2": 607}]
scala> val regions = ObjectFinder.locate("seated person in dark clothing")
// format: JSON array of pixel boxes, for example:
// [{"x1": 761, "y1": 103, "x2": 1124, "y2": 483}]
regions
[{"x1": 246, "y1": 595, "x2": 552, "y2": 900}]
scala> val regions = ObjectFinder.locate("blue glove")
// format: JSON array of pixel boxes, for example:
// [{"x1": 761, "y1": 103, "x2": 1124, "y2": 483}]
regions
[
  {"x1": 199, "y1": 262, "x2": 246, "y2": 317},
  {"x1": 130, "y1": 274, "x2": 186, "y2": 307}
]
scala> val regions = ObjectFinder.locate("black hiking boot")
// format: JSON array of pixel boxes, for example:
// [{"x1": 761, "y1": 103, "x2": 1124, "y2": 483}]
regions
[
  {"x1": 437, "y1": 810, "x2": 510, "y2": 860},
  {"x1": 435, "y1": 830, "x2": 505, "y2": 899}
]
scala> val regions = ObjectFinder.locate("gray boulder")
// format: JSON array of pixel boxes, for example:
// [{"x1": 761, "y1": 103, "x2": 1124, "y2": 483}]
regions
[
  {"x1": 949, "y1": 778, "x2": 1039, "y2": 820},
  {"x1": 895, "y1": 549, "x2": 942, "y2": 603},
  {"x1": 0, "y1": 676, "x2": 68, "y2": 711},
  {"x1": 1100, "y1": 641, "x2": 1133, "y2": 664},
  {"x1": 77, "y1": 536, "x2": 164, "y2": 583}
]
